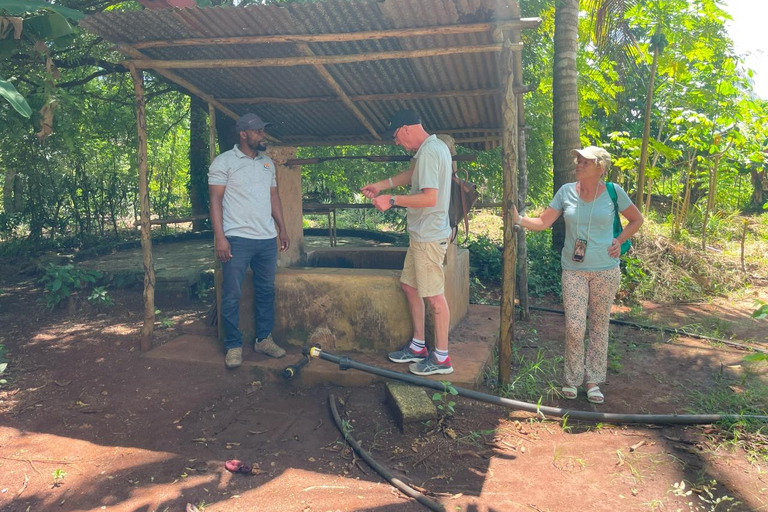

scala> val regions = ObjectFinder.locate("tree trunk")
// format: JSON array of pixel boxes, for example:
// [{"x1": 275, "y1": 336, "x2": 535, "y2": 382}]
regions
[
  {"x1": 636, "y1": 44, "x2": 660, "y2": 209},
  {"x1": 188, "y1": 100, "x2": 210, "y2": 231},
  {"x1": 552, "y1": 0, "x2": 581, "y2": 252},
  {"x1": 3, "y1": 168, "x2": 17, "y2": 215},
  {"x1": 701, "y1": 155, "x2": 719, "y2": 250},
  {"x1": 216, "y1": 110, "x2": 237, "y2": 156},
  {"x1": 750, "y1": 169, "x2": 766, "y2": 209}
]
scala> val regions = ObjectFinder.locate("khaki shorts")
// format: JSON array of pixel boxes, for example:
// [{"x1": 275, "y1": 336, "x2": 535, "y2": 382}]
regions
[{"x1": 400, "y1": 239, "x2": 449, "y2": 298}]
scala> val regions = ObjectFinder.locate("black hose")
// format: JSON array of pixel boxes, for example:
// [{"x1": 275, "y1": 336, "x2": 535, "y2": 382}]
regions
[
  {"x1": 527, "y1": 305, "x2": 768, "y2": 354},
  {"x1": 328, "y1": 394, "x2": 445, "y2": 512},
  {"x1": 282, "y1": 355, "x2": 310, "y2": 379},
  {"x1": 311, "y1": 349, "x2": 768, "y2": 425}
]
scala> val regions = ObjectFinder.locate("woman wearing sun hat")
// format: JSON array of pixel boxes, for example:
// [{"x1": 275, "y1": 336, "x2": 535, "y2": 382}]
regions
[{"x1": 513, "y1": 146, "x2": 643, "y2": 404}]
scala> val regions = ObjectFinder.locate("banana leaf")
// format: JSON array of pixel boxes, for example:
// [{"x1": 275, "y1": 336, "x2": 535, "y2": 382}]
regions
[{"x1": 0, "y1": 76, "x2": 32, "y2": 118}]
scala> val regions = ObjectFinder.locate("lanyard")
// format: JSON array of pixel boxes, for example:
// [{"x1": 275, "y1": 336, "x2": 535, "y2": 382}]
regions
[{"x1": 575, "y1": 183, "x2": 599, "y2": 242}]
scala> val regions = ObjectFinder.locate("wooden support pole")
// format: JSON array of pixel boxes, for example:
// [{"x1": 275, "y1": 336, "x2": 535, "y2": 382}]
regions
[
  {"x1": 498, "y1": 41, "x2": 518, "y2": 386},
  {"x1": 127, "y1": 44, "x2": 521, "y2": 70},
  {"x1": 131, "y1": 19, "x2": 542, "y2": 49},
  {"x1": 128, "y1": 63, "x2": 156, "y2": 352},
  {"x1": 510, "y1": 8, "x2": 530, "y2": 322},
  {"x1": 208, "y1": 102, "x2": 217, "y2": 163},
  {"x1": 517, "y1": 127, "x2": 530, "y2": 321}
]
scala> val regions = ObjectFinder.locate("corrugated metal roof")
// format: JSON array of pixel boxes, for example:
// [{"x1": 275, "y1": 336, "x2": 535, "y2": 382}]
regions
[{"x1": 81, "y1": 0, "x2": 535, "y2": 149}]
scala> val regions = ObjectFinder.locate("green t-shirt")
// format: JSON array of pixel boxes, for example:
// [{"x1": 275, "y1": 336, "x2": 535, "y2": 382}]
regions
[{"x1": 549, "y1": 182, "x2": 633, "y2": 271}]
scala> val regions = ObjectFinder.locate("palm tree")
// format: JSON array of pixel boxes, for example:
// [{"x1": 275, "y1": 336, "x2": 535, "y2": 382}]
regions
[
  {"x1": 585, "y1": 0, "x2": 672, "y2": 208},
  {"x1": 552, "y1": 0, "x2": 581, "y2": 251}
]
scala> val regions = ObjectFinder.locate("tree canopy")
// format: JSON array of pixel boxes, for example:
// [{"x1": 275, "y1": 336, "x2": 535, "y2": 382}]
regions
[{"x1": 1, "y1": 0, "x2": 767, "y2": 247}]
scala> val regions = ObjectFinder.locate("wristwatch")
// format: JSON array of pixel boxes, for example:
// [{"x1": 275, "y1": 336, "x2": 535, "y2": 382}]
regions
[{"x1": 389, "y1": 196, "x2": 396, "y2": 206}]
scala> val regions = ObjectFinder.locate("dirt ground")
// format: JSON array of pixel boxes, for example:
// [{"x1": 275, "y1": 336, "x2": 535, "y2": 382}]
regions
[{"x1": 1, "y1": 267, "x2": 767, "y2": 512}]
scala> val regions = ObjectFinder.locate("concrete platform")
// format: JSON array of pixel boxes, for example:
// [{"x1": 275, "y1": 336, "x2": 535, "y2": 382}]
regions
[{"x1": 145, "y1": 304, "x2": 500, "y2": 389}]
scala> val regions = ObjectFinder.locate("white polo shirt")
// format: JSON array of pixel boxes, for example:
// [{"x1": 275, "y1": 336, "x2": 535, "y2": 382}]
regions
[{"x1": 208, "y1": 145, "x2": 277, "y2": 239}]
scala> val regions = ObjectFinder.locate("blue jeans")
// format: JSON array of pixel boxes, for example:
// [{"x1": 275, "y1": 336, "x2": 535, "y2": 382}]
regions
[{"x1": 221, "y1": 236, "x2": 278, "y2": 350}]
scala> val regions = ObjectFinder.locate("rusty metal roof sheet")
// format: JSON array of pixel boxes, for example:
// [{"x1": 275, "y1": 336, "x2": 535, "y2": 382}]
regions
[{"x1": 81, "y1": 0, "x2": 535, "y2": 149}]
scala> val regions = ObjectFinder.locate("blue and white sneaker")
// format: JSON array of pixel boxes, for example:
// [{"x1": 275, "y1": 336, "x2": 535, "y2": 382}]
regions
[
  {"x1": 409, "y1": 353, "x2": 454, "y2": 376},
  {"x1": 388, "y1": 344, "x2": 428, "y2": 363}
]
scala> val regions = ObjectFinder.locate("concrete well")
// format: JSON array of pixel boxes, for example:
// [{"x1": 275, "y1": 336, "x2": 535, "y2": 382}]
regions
[{"x1": 216, "y1": 244, "x2": 469, "y2": 353}]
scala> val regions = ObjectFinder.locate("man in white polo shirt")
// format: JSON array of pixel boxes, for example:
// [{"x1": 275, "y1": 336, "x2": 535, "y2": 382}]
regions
[
  {"x1": 209, "y1": 113, "x2": 290, "y2": 369},
  {"x1": 361, "y1": 110, "x2": 454, "y2": 376}
]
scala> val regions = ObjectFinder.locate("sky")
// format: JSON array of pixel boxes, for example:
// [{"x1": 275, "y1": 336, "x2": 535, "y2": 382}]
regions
[{"x1": 723, "y1": 0, "x2": 768, "y2": 99}]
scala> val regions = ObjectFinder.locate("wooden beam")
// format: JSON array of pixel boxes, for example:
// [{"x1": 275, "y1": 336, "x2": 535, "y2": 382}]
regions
[
  {"x1": 131, "y1": 19, "x2": 542, "y2": 49},
  {"x1": 128, "y1": 63, "x2": 156, "y2": 353},
  {"x1": 271, "y1": 134, "x2": 502, "y2": 147},
  {"x1": 285, "y1": 154, "x2": 476, "y2": 165},
  {"x1": 133, "y1": 213, "x2": 210, "y2": 227},
  {"x1": 127, "y1": 44, "x2": 521, "y2": 70},
  {"x1": 218, "y1": 86, "x2": 533, "y2": 105},
  {"x1": 223, "y1": 95, "x2": 339, "y2": 105},
  {"x1": 295, "y1": 42, "x2": 380, "y2": 139}
]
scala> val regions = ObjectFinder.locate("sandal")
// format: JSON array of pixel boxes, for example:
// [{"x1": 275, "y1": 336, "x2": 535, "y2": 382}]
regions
[
  {"x1": 225, "y1": 459, "x2": 252, "y2": 474},
  {"x1": 586, "y1": 386, "x2": 604, "y2": 404},
  {"x1": 561, "y1": 386, "x2": 578, "y2": 400}
]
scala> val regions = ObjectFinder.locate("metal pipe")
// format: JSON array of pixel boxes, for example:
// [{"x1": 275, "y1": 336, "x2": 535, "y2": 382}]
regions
[{"x1": 309, "y1": 348, "x2": 768, "y2": 425}]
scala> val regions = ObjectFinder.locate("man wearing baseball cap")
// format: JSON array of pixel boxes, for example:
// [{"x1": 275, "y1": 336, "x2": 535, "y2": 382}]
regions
[
  {"x1": 361, "y1": 110, "x2": 454, "y2": 376},
  {"x1": 209, "y1": 113, "x2": 290, "y2": 369}
]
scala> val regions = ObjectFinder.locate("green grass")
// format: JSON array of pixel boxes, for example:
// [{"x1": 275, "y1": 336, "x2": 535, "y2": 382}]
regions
[
  {"x1": 688, "y1": 370, "x2": 768, "y2": 461},
  {"x1": 678, "y1": 317, "x2": 734, "y2": 340},
  {"x1": 484, "y1": 346, "x2": 561, "y2": 404}
]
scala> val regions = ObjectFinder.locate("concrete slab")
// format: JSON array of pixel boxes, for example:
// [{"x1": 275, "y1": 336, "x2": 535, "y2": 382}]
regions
[{"x1": 144, "y1": 304, "x2": 500, "y2": 389}]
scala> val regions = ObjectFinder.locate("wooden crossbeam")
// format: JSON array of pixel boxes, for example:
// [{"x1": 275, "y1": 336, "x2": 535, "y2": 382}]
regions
[
  {"x1": 295, "y1": 42, "x2": 380, "y2": 139},
  {"x1": 271, "y1": 134, "x2": 501, "y2": 147},
  {"x1": 127, "y1": 44, "x2": 521, "y2": 70},
  {"x1": 217, "y1": 85, "x2": 535, "y2": 105},
  {"x1": 285, "y1": 154, "x2": 476, "y2": 165},
  {"x1": 130, "y1": 19, "x2": 541, "y2": 49}
]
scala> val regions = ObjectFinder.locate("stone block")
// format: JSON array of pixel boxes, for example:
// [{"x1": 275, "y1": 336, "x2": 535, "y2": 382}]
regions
[{"x1": 385, "y1": 381, "x2": 436, "y2": 433}]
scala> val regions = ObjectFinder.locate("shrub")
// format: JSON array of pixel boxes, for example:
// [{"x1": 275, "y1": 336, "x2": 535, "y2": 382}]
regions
[
  {"x1": 467, "y1": 235, "x2": 502, "y2": 282},
  {"x1": 524, "y1": 231, "x2": 562, "y2": 298},
  {"x1": 38, "y1": 263, "x2": 103, "y2": 309}
]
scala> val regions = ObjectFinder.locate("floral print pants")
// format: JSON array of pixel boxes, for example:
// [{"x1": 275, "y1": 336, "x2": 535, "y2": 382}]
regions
[{"x1": 561, "y1": 267, "x2": 621, "y2": 387}]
